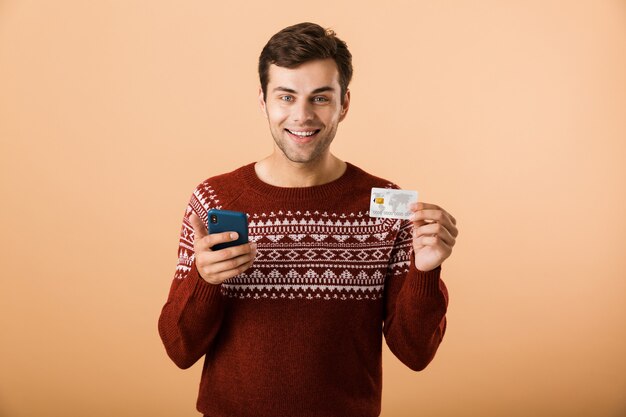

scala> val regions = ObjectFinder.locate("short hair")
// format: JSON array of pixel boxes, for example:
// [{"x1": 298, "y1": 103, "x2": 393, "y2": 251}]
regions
[{"x1": 258, "y1": 22, "x2": 353, "y2": 105}]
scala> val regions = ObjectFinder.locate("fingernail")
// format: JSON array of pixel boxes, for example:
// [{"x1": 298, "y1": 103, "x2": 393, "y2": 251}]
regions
[
  {"x1": 251, "y1": 242, "x2": 257, "y2": 249},
  {"x1": 230, "y1": 232, "x2": 238, "y2": 239}
]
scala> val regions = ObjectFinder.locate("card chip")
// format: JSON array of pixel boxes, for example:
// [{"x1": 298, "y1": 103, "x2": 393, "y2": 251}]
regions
[{"x1": 374, "y1": 197, "x2": 385, "y2": 204}]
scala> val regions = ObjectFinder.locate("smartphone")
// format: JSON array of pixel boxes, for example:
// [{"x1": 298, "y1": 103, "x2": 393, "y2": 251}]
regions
[{"x1": 207, "y1": 209, "x2": 249, "y2": 251}]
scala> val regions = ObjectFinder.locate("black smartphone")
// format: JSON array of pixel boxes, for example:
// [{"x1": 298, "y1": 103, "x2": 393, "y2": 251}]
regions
[{"x1": 206, "y1": 209, "x2": 249, "y2": 251}]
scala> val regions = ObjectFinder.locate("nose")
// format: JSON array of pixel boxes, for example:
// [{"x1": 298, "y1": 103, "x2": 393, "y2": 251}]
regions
[{"x1": 292, "y1": 99, "x2": 315, "y2": 123}]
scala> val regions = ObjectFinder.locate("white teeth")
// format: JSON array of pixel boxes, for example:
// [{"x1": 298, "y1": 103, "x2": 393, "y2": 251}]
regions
[{"x1": 288, "y1": 129, "x2": 317, "y2": 137}]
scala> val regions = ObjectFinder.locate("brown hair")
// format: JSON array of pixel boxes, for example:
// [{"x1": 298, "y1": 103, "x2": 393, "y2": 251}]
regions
[{"x1": 258, "y1": 22, "x2": 353, "y2": 104}]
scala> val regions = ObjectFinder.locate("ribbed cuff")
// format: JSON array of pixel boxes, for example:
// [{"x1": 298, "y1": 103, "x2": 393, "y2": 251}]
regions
[
  {"x1": 405, "y1": 252, "x2": 443, "y2": 297},
  {"x1": 408, "y1": 266, "x2": 442, "y2": 296}
]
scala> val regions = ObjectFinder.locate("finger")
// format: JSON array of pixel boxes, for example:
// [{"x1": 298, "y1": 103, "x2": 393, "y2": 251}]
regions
[
  {"x1": 411, "y1": 209, "x2": 458, "y2": 235},
  {"x1": 414, "y1": 233, "x2": 452, "y2": 253},
  {"x1": 203, "y1": 249, "x2": 257, "y2": 277},
  {"x1": 410, "y1": 202, "x2": 440, "y2": 211},
  {"x1": 410, "y1": 203, "x2": 457, "y2": 226},
  {"x1": 409, "y1": 217, "x2": 429, "y2": 228},
  {"x1": 210, "y1": 241, "x2": 255, "y2": 262},
  {"x1": 196, "y1": 244, "x2": 257, "y2": 283},
  {"x1": 189, "y1": 212, "x2": 208, "y2": 240},
  {"x1": 201, "y1": 231, "x2": 240, "y2": 251},
  {"x1": 413, "y1": 213, "x2": 458, "y2": 239},
  {"x1": 410, "y1": 209, "x2": 443, "y2": 222},
  {"x1": 413, "y1": 222, "x2": 456, "y2": 247},
  {"x1": 410, "y1": 209, "x2": 448, "y2": 227}
]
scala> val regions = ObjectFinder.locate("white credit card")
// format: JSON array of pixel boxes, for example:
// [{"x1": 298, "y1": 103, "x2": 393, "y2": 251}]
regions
[{"x1": 369, "y1": 187, "x2": 419, "y2": 220}]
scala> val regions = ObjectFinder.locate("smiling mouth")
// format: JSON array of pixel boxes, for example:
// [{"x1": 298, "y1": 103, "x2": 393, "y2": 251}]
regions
[{"x1": 285, "y1": 128, "x2": 321, "y2": 138}]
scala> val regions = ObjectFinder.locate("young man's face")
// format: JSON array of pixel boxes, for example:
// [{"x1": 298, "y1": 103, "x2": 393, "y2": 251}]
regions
[{"x1": 259, "y1": 58, "x2": 350, "y2": 165}]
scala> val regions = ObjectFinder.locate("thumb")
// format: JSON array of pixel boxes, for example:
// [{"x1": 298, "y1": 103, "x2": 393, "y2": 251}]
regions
[{"x1": 188, "y1": 211, "x2": 208, "y2": 241}]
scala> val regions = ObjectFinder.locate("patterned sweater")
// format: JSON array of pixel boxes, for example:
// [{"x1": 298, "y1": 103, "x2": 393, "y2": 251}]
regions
[{"x1": 158, "y1": 162, "x2": 449, "y2": 417}]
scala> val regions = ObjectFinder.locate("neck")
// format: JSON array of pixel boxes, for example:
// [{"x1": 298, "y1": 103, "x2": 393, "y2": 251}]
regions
[{"x1": 255, "y1": 152, "x2": 347, "y2": 188}]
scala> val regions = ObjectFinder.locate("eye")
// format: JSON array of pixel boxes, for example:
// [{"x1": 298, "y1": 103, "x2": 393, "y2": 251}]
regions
[
  {"x1": 313, "y1": 96, "x2": 329, "y2": 103},
  {"x1": 280, "y1": 95, "x2": 294, "y2": 102}
]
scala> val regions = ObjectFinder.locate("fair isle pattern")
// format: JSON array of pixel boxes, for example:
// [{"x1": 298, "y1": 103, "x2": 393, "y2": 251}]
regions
[
  {"x1": 175, "y1": 181, "x2": 415, "y2": 301},
  {"x1": 225, "y1": 210, "x2": 413, "y2": 301},
  {"x1": 174, "y1": 182, "x2": 221, "y2": 280}
]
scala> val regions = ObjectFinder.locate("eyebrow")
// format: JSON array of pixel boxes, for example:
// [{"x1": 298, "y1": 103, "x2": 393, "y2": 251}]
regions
[{"x1": 272, "y1": 86, "x2": 336, "y2": 95}]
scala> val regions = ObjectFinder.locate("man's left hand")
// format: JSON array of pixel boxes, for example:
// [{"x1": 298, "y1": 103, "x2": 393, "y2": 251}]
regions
[{"x1": 408, "y1": 202, "x2": 458, "y2": 272}]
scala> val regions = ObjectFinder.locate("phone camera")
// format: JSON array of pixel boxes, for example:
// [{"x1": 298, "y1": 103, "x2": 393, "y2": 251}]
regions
[{"x1": 210, "y1": 214, "x2": 218, "y2": 224}]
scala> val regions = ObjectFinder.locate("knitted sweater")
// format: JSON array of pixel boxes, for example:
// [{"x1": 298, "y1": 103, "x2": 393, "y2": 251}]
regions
[{"x1": 158, "y1": 162, "x2": 449, "y2": 417}]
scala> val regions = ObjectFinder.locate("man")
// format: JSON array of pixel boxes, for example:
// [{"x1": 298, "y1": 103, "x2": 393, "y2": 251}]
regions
[{"x1": 158, "y1": 22, "x2": 458, "y2": 417}]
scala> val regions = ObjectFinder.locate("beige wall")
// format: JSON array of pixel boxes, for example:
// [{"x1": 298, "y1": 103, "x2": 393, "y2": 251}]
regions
[{"x1": 1, "y1": 1, "x2": 625, "y2": 416}]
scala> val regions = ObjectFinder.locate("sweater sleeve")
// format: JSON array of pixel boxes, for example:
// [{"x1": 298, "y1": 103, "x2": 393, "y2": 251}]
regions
[
  {"x1": 157, "y1": 190, "x2": 227, "y2": 369},
  {"x1": 382, "y1": 218, "x2": 449, "y2": 371}
]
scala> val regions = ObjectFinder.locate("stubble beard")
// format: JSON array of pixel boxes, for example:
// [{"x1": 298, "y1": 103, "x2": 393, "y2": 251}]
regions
[{"x1": 271, "y1": 124, "x2": 338, "y2": 164}]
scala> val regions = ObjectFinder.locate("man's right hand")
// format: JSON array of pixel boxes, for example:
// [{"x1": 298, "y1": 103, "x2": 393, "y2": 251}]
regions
[{"x1": 188, "y1": 212, "x2": 257, "y2": 285}]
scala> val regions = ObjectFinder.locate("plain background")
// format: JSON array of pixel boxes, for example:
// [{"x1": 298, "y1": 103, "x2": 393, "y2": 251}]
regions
[{"x1": 1, "y1": 1, "x2": 625, "y2": 416}]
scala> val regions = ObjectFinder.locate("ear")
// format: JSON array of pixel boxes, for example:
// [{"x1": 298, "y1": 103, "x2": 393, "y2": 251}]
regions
[
  {"x1": 338, "y1": 89, "x2": 351, "y2": 122},
  {"x1": 258, "y1": 86, "x2": 268, "y2": 118}
]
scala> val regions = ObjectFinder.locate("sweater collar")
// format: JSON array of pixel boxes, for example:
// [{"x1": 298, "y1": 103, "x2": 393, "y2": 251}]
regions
[{"x1": 239, "y1": 161, "x2": 359, "y2": 201}]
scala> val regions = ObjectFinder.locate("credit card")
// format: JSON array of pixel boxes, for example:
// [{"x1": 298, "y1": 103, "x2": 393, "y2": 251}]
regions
[{"x1": 369, "y1": 187, "x2": 418, "y2": 220}]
